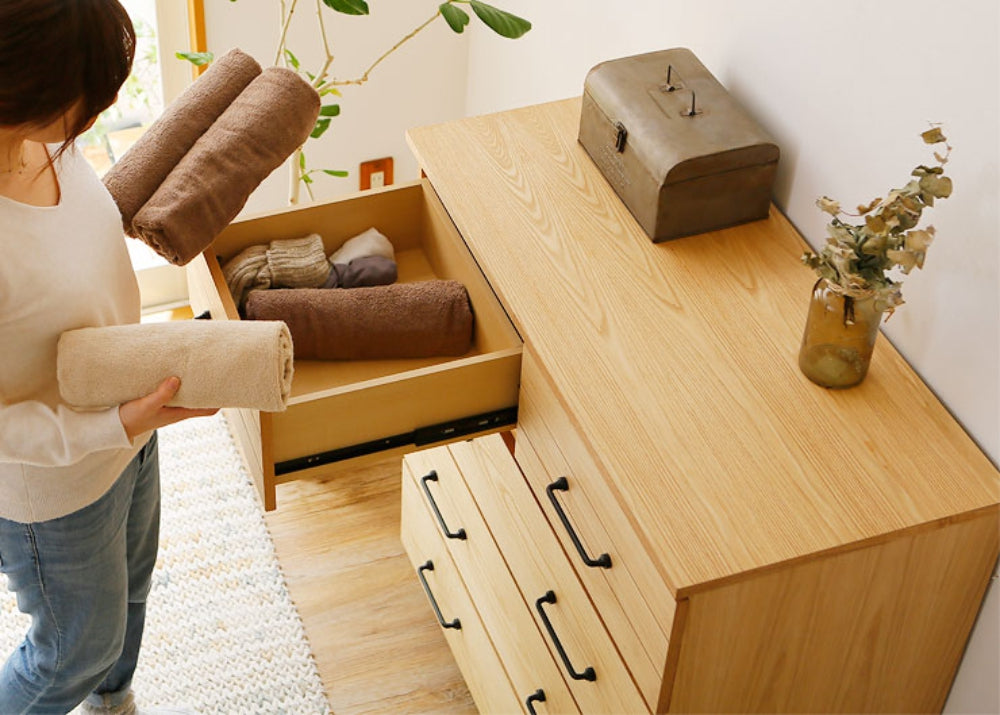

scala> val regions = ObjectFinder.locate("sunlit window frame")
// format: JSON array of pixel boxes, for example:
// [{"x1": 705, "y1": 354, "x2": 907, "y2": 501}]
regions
[{"x1": 128, "y1": 0, "x2": 205, "y2": 314}]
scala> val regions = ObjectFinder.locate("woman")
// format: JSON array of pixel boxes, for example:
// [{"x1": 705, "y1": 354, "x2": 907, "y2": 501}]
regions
[{"x1": 0, "y1": 1, "x2": 216, "y2": 712}]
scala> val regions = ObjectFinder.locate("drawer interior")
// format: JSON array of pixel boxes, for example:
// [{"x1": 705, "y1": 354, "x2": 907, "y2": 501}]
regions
[
  {"x1": 205, "y1": 179, "x2": 522, "y2": 402},
  {"x1": 186, "y1": 180, "x2": 523, "y2": 504}
]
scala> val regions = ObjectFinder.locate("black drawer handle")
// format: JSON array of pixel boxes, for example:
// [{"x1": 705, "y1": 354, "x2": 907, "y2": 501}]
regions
[
  {"x1": 525, "y1": 688, "x2": 546, "y2": 714},
  {"x1": 421, "y1": 470, "x2": 466, "y2": 540},
  {"x1": 535, "y1": 590, "x2": 596, "y2": 682},
  {"x1": 546, "y1": 476, "x2": 611, "y2": 568},
  {"x1": 417, "y1": 560, "x2": 461, "y2": 630}
]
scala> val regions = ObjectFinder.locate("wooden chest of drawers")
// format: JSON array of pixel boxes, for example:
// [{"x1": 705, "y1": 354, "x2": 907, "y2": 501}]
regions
[{"x1": 400, "y1": 99, "x2": 1000, "y2": 713}]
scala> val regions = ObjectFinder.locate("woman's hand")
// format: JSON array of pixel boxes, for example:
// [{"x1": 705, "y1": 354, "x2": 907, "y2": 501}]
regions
[{"x1": 118, "y1": 376, "x2": 219, "y2": 441}]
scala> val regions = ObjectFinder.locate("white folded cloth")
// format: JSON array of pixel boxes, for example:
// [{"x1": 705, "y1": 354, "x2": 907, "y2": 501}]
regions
[{"x1": 328, "y1": 227, "x2": 395, "y2": 265}]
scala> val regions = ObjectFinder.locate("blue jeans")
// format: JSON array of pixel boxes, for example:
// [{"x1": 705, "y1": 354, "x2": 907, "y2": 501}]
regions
[{"x1": 0, "y1": 432, "x2": 160, "y2": 714}]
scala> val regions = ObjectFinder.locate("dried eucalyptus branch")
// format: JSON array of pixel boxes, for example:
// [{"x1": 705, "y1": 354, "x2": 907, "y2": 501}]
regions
[{"x1": 802, "y1": 127, "x2": 953, "y2": 315}]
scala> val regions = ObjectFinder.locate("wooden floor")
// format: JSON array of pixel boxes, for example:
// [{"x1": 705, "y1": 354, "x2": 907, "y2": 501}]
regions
[
  {"x1": 150, "y1": 305, "x2": 473, "y2": 712},
  {"x1": 264, "y1": 457, "x2": 477, "y2": 715}
]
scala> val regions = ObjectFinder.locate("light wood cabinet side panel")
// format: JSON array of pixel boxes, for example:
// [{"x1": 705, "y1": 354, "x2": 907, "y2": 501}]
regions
[
  {"x1": 220, "y1": 406, "x2": 273, "y2": 509},
  {"x1": 185, "y1": 248, "x2": 238, "y2": 320},
  {"x1": 419, "y1": 179, "x2": 522, "y2": 354},
  {"x1": 667, "y1": 512, "x2": 1000, "y2": 713}
]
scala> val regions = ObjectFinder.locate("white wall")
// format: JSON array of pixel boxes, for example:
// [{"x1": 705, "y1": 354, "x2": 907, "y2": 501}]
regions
[
  {"x1": 464, "y1": 1, "x2": 999, "y2": 711},
  {"x1": 201, "y1": 0, "x2": 469, "y2": 215}
]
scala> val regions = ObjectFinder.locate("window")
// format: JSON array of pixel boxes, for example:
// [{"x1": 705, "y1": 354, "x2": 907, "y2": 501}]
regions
[{"x1": 78, "y1": 0, "x2": 191, "y2": 313}]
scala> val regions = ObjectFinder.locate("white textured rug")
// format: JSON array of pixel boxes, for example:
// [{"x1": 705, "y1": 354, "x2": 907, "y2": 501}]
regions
[{"x1": 0, "y1": 414, "x2": 331, "y2": 715}]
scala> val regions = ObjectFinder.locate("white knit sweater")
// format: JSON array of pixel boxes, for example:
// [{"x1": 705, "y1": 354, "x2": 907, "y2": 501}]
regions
[{"x1": 0, "y1": 146, "x2": 147, "y2": 523}]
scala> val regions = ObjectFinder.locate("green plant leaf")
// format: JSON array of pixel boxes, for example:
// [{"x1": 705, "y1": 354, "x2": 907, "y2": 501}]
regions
[
  {"x1": 284, "y1": 49, "x2": 301, "y2": 70},
  {"x1": 299, "y1": 152, "x2": 306, "y2": 170},
  {"x1": 311, "y1": 118, "x2": 332, "y2": 139},
  {"x1": 322, "y1": 0, "x2": 370, "y2": 15},
  {"x1": 175, "y1": 51, "x2": 214, "y2": 66},
  {"x1": 319, "y1": 104, "x2": 341, "y2": 117},
  {"x1": 440, "y1": 3, "x2": 470, "y2": 33},
  {"x1": 469, "y1": 0, "x2": 531, "y2": 38},
  {"x1": 320, "y1": 86, "x2": 343, "y2": 97},
  {"x1": 322, "y1": 169, "x2": 350, "y2": 177}
]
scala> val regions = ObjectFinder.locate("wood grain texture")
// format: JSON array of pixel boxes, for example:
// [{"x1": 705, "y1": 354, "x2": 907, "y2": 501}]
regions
[
  {"x1": 448, "y1": 435, "x2": 649, "y2": 714},
  {"x1": 401, "y1": 455, "x2": 581, "y2": 714},
  {"x1": 400, "y1": 466, "x2": 525, "y2": 714},
  {"x1": 406, "y1": 98, "x2": 1000, "y2": 592},
  {"x1": 514, "y1": 389, "x2": 668, "y2": 711},
  {"x1": 265, "y1": 459, "x2": 476, "y2": 715},
  {"x1": 666, "y1": 512, "x2": 1000, "y2": 713}
]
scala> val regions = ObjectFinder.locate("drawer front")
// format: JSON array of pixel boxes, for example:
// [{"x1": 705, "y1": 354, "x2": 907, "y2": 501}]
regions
[
  {"x1": 516, "y1": 348, "x2": 675, "y2": 710},
  {"x1": 447, "y1": 435, "x2": 649, "y2": 714},
  {"x1": 185, "y1": 179, "x2": 522, "y2": 506},
  {"x1": 403, "y1": 448, "x2": 580, "y2": 715},
  {"x1": 400, "y1": 466, "x2": 523, "y2": 714}
]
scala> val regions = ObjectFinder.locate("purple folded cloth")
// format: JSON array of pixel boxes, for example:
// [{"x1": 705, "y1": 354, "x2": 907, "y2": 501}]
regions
[
  {"x1": 245, "y1": 280, "x2": 474, "y2": 360},
  {"x1": 131, "y1": 67, "x2": 320, "y2": 266},
  {"x1": 323, "y1": 255, "x2": 398, "y2": 289},
  {"x1": 102, "y1": 48, "x2": 262, "y2": 234}
]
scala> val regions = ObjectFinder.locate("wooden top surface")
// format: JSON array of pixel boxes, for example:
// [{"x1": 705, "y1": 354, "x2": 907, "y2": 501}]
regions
[{"x1": 407, "y1": 98, "x2": 999, "y2": 592}]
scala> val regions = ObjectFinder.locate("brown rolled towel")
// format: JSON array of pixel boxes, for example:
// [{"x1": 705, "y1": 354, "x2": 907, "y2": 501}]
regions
[
  {"x1": 57, "y1": 320, "x2": 294, "y2": 412},
  {"x1": 131, "y1": 67, "x2": 321, "y2": 266},
  {"x1": 103, "y1": 48, "x2": 262, "y2": 233},
  {"x1": 245, "y1": 280, "x2": 474, "y2": 360}
]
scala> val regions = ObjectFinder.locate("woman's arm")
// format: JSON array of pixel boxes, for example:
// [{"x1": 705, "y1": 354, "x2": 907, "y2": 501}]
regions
[{"x1": 1, "y1": 377, "x2": 216, "y2": 466}]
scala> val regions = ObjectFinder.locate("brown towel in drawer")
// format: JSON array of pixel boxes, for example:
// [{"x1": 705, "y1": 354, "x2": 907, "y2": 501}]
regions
[
  {"x1": 130, "y1": 67, "x2": 321, "y2": 266},
  {"x1": 102, "y1": 48, "x2": 262, "y2": 234},
  {"x1": 245, "y1": 280, "x2": 474, "y2": 360},
  {"x1": 57, "y1": 320, "x2": 294, "y2": 412}
]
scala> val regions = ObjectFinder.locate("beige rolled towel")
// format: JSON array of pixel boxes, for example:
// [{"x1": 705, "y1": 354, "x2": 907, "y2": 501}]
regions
[
  {"x1": 131, "y1": 67, "x2": 321, "y2": 266},
  {"x1": 57, "y1": 321, "x2": 294, "y2": 412},
  {"x1": 245, "y1": 280, "x2": 474, "y2": 360},
  {"x1": 103, "y1": 48, "x2": 262, "y2": 233}
]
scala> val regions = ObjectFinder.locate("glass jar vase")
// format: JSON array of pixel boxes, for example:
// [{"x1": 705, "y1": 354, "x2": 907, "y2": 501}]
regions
[{"x1": 798, "y1": 278, "x2": 883, "y2": 388}]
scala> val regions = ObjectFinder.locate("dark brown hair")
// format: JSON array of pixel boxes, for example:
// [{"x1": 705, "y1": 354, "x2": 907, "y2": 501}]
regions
[{"x1": 0, "y1": 0, "x2": 136, "y2": 150}]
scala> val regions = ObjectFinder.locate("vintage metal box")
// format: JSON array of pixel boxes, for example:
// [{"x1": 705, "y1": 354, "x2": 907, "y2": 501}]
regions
[{"x1": 579, "y1": 48, "x2": 779, "y2": 241}]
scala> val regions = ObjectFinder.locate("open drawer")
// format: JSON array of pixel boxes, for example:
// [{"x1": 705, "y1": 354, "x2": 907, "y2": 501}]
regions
[{"x1": 186, "y1": 179, "x2": 522, "y2": 509}]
